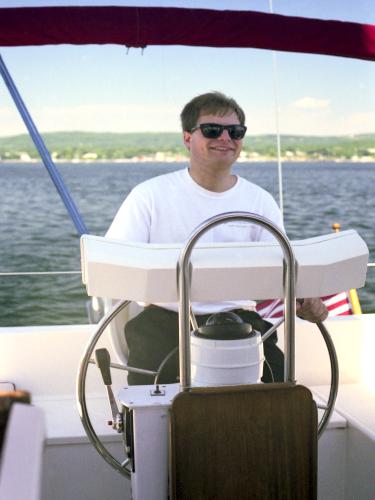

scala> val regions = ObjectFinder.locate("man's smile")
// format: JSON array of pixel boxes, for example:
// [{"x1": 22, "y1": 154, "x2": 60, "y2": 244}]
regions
[{"x1": 209, "y1": 145, "x2": 235, "y2": 152}]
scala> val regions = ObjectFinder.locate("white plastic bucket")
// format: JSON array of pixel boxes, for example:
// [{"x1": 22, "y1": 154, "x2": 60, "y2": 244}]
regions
[{"x1": 191, "y1": 331, "x2": 264, "y2": 386}]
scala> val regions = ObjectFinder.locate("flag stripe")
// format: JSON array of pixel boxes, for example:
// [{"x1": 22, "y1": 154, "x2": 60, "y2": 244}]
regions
[{"x1": 256, "y1": 292, "x2": 353, "y2": 319}]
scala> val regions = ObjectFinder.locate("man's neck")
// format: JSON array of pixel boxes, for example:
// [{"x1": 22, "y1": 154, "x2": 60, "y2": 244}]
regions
[{"x1": 188, "y1": 166, "x2": 237, "y2": 193}]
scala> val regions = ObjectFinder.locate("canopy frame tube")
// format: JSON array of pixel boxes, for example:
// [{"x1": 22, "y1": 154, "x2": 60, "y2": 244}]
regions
[{"x1": 0, "y1": 54, "x2": 88, "y2": 236}]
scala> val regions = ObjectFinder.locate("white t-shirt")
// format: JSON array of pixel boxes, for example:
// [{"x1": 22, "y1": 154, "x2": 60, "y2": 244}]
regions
[{"x1": 106, "y1": 168, "x2": 284, "y2": 314}]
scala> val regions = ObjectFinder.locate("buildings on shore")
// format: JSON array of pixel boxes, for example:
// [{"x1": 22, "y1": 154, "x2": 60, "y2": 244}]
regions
[{"x1": 2, "y1": 148, "x2": 375, "y2": 163}]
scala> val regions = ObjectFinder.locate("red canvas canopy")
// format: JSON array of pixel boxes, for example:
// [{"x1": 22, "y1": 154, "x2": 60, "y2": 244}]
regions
[{"x1": 0, "y1": 5, "x2": 374, "y2": 61}]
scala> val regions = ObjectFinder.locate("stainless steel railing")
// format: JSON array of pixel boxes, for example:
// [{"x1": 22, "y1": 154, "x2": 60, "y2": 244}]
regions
[{"x1": 177, "y1": 211, "x2": 297, "y2": 389}]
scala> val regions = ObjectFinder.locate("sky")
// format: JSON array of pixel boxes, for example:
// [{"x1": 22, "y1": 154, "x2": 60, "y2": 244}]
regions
[{"x1": 0, "y1": 0, "x2": 374, "y2": 137}]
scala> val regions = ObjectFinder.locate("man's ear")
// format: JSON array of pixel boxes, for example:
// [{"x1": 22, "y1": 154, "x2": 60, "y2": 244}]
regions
[{"x1": 183, "y1": 131, "x2": 191, "y2": 150}]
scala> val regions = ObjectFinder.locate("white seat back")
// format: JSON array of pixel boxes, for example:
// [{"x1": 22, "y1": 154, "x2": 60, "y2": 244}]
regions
[{"x1": 0, "y1": 403, "x2": 45, "y2": 500}]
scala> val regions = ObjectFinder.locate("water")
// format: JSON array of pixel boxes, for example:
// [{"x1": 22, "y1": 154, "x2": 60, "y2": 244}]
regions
[{"x1": 1, "y1": 161, "x2": 374, "y2": 326}]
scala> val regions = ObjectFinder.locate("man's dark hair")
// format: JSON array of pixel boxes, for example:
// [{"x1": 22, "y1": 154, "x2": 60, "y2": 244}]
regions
[{"x1": 180, "y1": 91, "x2": 246, "y2": 131}]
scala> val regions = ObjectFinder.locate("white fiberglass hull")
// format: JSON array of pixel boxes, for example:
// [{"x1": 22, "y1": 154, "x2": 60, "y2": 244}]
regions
[{"x1": 1, "y1": 314, "x2": 375, "y2": 499}]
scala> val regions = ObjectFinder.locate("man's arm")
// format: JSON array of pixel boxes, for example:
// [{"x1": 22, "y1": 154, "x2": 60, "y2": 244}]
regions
[{"x1": 296, "y1": 298, "x2": 328, "y2": 323}]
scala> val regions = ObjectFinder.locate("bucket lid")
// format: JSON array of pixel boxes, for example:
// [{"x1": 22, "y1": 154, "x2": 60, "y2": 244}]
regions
[{"x1": 193, "y1": 312, "x2": 254, "y2": 340}]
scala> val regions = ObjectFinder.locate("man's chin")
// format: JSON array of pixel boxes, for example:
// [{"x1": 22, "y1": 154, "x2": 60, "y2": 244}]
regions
[{"x1": 210, "y1": 153, "x2": 239, "y2": 168}]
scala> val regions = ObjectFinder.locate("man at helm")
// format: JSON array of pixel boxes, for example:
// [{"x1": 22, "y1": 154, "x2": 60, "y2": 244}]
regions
[{"x1": 106, "y1": 91, "x2": 327, "y2": 384}]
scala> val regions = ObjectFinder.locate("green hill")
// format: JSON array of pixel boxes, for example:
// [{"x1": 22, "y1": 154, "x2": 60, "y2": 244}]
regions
[
  {"x1": 0, "y1": 131, "x2": 374, "y2": 161},
  {"x1": 0, "y1": 132, "x2": 186, "y2": 160}
]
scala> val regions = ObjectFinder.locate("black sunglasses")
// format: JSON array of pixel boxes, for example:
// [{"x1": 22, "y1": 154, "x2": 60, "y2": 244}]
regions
[{"x1": 190, "y1": 123, "x2": 247, "y2": 140}]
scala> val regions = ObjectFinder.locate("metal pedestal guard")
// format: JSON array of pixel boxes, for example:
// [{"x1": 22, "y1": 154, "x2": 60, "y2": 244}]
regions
[
  {"x1": 177, "y1": 211, "x2": 339, "y2": 438},
  {"x1": 178, "y1": 211, "x2": 297, "y2": 389}
]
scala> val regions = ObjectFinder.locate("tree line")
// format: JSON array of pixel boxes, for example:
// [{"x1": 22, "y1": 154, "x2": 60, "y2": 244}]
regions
[{"x1": 0, "y1": 131, "x2": 374, "y2": 161}]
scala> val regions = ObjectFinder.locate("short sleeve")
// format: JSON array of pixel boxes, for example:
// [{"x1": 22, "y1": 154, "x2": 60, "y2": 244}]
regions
[
  {"x1": 257, "y1": 194, "x2": 285, "y2": 242},
  {"x1": 105, "y1": 187, "x2": 151, "y2": 243}
]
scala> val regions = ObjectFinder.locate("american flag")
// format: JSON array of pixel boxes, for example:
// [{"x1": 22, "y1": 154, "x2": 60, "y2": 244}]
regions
[
  {"x1": 256, "y1": 292, "x2": 352, "y2": 320},
  {"x1": 321, "y1": 292, "x2": 352, "y2": 316}
]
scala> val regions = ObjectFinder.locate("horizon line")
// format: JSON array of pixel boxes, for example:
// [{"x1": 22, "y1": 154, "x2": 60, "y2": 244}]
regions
[{"x1": 0, "y1": 130, "x2": 374, "y2": 139}]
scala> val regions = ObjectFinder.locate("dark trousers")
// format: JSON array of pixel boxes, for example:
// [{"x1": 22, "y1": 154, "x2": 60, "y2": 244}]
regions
[{"x1": 125, "y1": 306, "x2": 284, "y2": 385}]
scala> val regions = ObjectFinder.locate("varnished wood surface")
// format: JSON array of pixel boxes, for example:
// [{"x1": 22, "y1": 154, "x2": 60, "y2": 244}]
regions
[{"x1": 170, "y1": 383, "x2": 317, "y2": 500}]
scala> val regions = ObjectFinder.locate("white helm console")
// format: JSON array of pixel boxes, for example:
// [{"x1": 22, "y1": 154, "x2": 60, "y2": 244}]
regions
[
  {"x1": 77, "y1": 212, "x2": 368, "y2": 499},
  {"x1": 81, "y1": 227, "x2": 368, "y2": 302}
]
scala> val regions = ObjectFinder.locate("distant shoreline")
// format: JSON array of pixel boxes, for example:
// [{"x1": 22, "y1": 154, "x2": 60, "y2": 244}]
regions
[
  {"x1": 1, "y1": 157, "x2": 375, "y2": 164},
  {"x1": 1, "y1": 131, "x2": 374, "y2": 164}
]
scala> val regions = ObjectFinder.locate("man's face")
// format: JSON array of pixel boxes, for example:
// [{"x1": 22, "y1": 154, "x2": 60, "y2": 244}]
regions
[{"x1": 183, "y1": 111, "x2": 243, "y2": 170}]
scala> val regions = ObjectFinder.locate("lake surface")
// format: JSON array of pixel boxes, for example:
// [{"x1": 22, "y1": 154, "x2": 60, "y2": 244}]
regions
[{"x1": 1, "y1": 161, "x2": 374, "y2": 326}]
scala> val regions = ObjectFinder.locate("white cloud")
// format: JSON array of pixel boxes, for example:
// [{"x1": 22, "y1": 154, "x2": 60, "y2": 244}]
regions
[
  {"x1": 292, "y1": 97, "x2": 331, "y2": 109},
  {"x1": 0, "y1": 107, "x2": 28, "y2": 136},
  {"x1": 263, "y1": 108, "x2": 375, "y2": 135},
  {"x1": 339, "y1": 111, "x2": 375, "y2": 134},
  {"x1": 1, "y1": 103, "x2": 373, "y2": 138},
  {"x1": 39, "y1": 103, "x2": 182, "y2": 132},
  {"x1": 0, "y1": 103, "x2": 182, "y2": 136}
]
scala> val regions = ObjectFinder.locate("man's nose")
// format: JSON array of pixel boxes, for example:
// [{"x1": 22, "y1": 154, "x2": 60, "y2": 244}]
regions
[{"x1": 218, "y1": 128, "x2": 231, "y2": 140}]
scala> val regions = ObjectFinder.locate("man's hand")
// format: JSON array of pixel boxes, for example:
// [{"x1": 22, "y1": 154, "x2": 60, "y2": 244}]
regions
[{"x1": 296, "y1": 298, "x2": 328, "y2": 323}]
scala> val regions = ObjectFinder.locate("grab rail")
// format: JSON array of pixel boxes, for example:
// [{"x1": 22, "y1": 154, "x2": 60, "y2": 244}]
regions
[
  {"x1": 177, "y1": 211, "x2": 297, "y2": 389},
  {"x1": 177, "y1": 211, "x2": 339, "y2": 437}
]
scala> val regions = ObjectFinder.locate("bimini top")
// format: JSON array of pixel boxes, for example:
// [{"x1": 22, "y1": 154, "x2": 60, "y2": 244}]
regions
[{"x1": 0, "y1": 1, "x2": 374, "y2": 61}]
